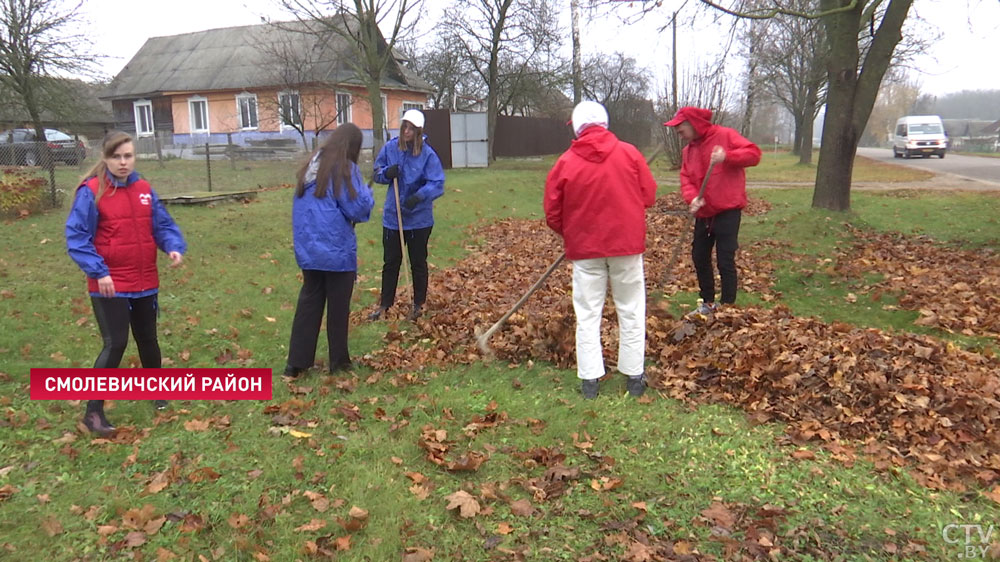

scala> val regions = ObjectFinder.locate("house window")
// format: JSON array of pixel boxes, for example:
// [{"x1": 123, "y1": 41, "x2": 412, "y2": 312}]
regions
[
  {"x1": 381, "y1": 94, "x2": 388, "y2": 128},
  {"x1": 237, "y1": 93, "x2": 258, "y2": 130},
  {"x1": 133, "y1": 100, "x2": 154, "y2": 137},
  {"x1": 188, "y1": 97, "x2": 209, "y2": 133},
  {"x1": 336, "y1": 92, "x2": 351, "y2": 125},
  {"x1": 278, "y1": 91, "x2": 301, "y2": 129}
]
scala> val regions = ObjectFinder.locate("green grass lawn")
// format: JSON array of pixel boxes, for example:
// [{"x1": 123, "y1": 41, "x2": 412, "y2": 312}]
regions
[{"x1": 2, "y1": 153, "x2": 999, "y2": 560}]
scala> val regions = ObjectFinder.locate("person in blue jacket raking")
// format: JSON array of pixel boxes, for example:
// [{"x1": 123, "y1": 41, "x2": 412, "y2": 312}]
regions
[
  {"x1": 284, "y1": 123, "x2": 375, "y2": 377},
  {"x1": 367, "y1": 109, "x2": 445, "y2": 322},
  {"x1": 65, "y1": 131, "x2": 187, "y2": 435}
]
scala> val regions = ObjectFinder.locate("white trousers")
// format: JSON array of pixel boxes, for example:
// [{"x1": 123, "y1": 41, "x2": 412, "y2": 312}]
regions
[{"x1": 571, "y1": 254, "x2": 646, "y2": 380}]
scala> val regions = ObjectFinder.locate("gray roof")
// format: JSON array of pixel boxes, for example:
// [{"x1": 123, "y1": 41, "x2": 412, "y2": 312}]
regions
[{"x1": 103, "y1": 21, "x2": 432, "y2": 100}]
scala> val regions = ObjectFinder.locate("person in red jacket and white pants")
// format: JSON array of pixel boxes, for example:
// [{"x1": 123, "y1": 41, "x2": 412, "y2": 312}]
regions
[
  {"x1": 544, "y1": 101, "x2": 657, "y2": 399},
  {"x1": 665, "y1": 106, "x2": 761, "y2": 316}
]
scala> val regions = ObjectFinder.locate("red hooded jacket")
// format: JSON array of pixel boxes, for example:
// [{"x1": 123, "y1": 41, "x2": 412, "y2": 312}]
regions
[
  {"x1": 544, "y1": 126, "x2": 657, "y2": 260},
  {"x1": 675, "y1": 107, "x2": 761, "y2": 218}
]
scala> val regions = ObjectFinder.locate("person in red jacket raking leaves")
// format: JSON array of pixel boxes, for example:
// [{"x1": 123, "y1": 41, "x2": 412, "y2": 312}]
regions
[
  {"x1": 544, "y1": 101, "x2": 657, "y2": 400},
  {"x1": 664, "y1": 106, "x2": 761, "y2": 317}
]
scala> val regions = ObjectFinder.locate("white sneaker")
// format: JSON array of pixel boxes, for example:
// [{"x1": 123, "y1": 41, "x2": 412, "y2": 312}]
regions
[{"x1": 687, "y1": 301, "x2": 717, "y2": 318}]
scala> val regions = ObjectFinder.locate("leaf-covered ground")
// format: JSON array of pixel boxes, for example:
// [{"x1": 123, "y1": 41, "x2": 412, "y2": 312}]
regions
[{"x1": 360, "y1": 194, "x2": 1000, "y2": 495}]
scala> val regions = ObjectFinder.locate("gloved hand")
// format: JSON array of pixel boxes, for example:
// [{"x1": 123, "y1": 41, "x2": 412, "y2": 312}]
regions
[
  {"x1": 383, "y1": 164, "x2": 399, "y2": 180},
  {"x1": 403, "y1": 194, "x2": 420, "y2": 210}
]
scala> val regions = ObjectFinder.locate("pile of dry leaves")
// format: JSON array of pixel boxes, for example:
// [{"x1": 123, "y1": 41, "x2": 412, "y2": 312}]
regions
[
  {"x1": 357, "y1": 195, "x2": 1000, "y2": 491},
  {"x1": 834, "y1": 226, "x2": 1000, "y2": 342}
]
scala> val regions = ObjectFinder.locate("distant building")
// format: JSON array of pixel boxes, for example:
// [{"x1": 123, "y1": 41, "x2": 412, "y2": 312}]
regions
[{"x1": 101, "y1": 21, "x2": 433, "y2": 149}]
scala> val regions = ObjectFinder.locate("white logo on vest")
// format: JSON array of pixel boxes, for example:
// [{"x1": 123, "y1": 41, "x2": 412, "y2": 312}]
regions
[{"x1": 139, "y1": 193, "x2": 152, "y2": 205}]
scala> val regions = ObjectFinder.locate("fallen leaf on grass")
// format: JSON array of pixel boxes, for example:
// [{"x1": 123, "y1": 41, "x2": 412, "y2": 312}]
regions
[
  {"x1": 445, "y1": 490, "x2": 480, "y2": 518},
  {"x1": 183, "y1": 418, "x2": 211, "y2": 432},
  {"x1": 983, "y1": 487, "x2": 1000, "y2": 504},
  {"x1": 402, "y1": 547, "x2": 434, "y2": 562},
  {"x1": 295, "y1": 519, "x2": 327, "y2": 532},
  {"x1": 227, "y1": 513, "x2": 250, "y2": 529},
  {"x1": 41, "y1": 516, "x2": 63, "y2": 536},
  {"x1": 509, "y1": 499, "x2": 534, "y2": 517}
]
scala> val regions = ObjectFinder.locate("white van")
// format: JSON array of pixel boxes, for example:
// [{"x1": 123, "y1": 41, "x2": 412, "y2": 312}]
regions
[{"x1": 893, "y1": 115, "x2": 947, "y2": 159}]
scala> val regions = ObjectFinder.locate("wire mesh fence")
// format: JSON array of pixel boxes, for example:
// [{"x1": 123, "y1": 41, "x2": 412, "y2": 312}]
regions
[{"x1": 1, "y1": 131, "x2": 389, "y2": 215}]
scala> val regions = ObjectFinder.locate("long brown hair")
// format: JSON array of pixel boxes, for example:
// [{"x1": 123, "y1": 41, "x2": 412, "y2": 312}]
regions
[
  {"x1": 296, "y1": 123, "x2": 363, "y2": 199},
  {"x1": 81, "y1": 131, "x2": 133, "y2": 200},
  {"x1": 397, "y1": 121, "x2": 423, "y2": 156}
]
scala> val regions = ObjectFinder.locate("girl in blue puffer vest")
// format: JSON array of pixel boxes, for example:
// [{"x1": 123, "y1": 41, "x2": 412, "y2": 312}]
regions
[
  {"x1": 284, "y1": 123, "x2": 374, "y2": 377},
  {"x1": 367, "y1": 109, "x2": 445, "y2": 321}
]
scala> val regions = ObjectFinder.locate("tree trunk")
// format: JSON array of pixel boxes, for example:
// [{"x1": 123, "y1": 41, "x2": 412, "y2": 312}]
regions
[
  {"x1": 791, "y1": 113, "x2": 804, "y2": 157},
  {"x1": 799, "y1": 86, "x2": 819, "y2": 165},
  {"x1": 368, "y1": 84, "x2": 385, "y2": 159},
  {"x1": 571, "y1": 0, "x2": 582, "y2": 105},
  {"x1": 813, "y1": 0, "x2": 912, "y2": 211}
]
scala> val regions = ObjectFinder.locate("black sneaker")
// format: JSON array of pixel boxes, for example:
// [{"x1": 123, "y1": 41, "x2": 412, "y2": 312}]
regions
[
  {"x1": 581, "y1": 379, "x2": 599, "y2": 399},
  {"x1": 367, "y1": 306, "x2": 387, "y2": 321},
  {"x1": 407, "y1": 305, "x2": 422, "y2": 321},
  {"x1": 283, "y1": 365, "x2": 305, "y2": 378},
  {"x1": 626, "y1": 374, "x2": 647, "y2": 398},
  {"x1": 152, "y1": 400, "x2": 169, "y2": 410},
  {"x1": 82, "y1": 411, "x2": 115, "y2": 435}
]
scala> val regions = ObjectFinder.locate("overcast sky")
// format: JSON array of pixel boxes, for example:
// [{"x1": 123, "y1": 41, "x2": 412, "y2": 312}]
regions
[{"x1": 77, "y1": 0, "x2": 998, "y2": 100}]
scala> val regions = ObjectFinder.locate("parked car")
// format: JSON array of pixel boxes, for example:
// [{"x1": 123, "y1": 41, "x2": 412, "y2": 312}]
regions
[{"x1": 0, "y1": 128, "x2": 87, "y2": 166}]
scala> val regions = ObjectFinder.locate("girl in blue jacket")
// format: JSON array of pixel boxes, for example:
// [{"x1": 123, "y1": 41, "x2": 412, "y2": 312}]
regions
[
  {"x1": 285, "y1": 123, "x2": 374, "y2": 376},
  {"x1": 368, "y1": 109, "x2": 445, "y2": 321}
]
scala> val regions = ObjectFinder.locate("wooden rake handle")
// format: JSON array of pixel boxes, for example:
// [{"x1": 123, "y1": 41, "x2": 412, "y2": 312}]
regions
[{"x1": 476, "y1": 253, "x2": 566, "y2": 354}]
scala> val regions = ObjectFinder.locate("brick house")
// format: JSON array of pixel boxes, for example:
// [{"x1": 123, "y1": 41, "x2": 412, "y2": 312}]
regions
[{"x1": 101, "y1": 21, "x2": 433, "y2": 149}]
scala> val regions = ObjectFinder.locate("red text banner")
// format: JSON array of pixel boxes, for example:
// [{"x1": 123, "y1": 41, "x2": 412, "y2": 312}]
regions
[{"x1": 30, "y1": 368, "x2": 272, "y2": 400}]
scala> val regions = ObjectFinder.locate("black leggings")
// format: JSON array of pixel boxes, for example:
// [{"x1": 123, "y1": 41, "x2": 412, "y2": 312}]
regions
[
  {"x1": 691, "y1": 208, "x2": 742, "y2": 304},
  {"x1": 87, "y1": 294, "x2": 160, "y2": 412},
  {"x1": 380, "y1": 226, "x2": 432, "y2": 308}
]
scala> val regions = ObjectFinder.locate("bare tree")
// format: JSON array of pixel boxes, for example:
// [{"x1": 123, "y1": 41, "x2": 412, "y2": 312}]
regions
[
  {"x1": 254, "y1": 23, "x2": 348, "y2": 149},
  {"x1": 277, "y1": 0, "x2": 421, "y2": 158},
  {"x1": 750, "y1": 7, "x2": 827, "y2": 163},
  {"x1": 400, "y1": 32, "x2": 483, "y2": 110},
  {"x1": 444, "y1": 0, "x2": 562, "y2": 161},
  {"x1": 495, "y1": 43, "x2": 569, "y2": 118},
  {"x1": 697, "y1": 0, "x2": 915, "y2": 211},
  {"x1": 860, "y1": 68, "x2": 920, "y2": 146},
  {"x1": 0, "y1": 0, "x2": 100, "y2": 205}
]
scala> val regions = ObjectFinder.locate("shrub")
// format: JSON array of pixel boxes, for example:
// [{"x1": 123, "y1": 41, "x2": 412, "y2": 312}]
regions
[{"x1": 0, "y1": 167, "x2": 46, "y2": 218}]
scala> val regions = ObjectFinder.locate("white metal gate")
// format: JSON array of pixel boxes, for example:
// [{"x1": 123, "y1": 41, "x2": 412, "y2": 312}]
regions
[{"x1": 450, "y1": 112, "x2": 488, "y2": 168}]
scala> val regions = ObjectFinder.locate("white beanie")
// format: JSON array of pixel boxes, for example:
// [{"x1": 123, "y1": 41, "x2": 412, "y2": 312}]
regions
[
  {"x1": 401, "y1": 109, "x2": 425, "y2": 129},
  {"x1": 571, "y1": 101, "x2": 608, "y2": 137}
]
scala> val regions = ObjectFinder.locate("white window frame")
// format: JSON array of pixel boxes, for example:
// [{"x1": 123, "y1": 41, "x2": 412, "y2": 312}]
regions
[
  {"x1": 133, "y1": 100, "x2": 154, "y2": 137},
  {"x1": 380, "y1": 94, "x2": 388, "y2": 128},
  {"x1": 335, "y1": 91, "x2": 351, "y2": 125},
  {"x1": 188, "y1": 96, "x2": 210, "y2": 134},
  {"x1": 278, "y1": 90, "x2": 302, "y2": 130},
  {"x1": 236, "y1": 92, "x2": 259, "y2": 130}
]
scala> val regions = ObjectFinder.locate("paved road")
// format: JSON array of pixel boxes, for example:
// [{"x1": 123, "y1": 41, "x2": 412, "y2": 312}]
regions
[{"x1": 857, "y1": 147, "x2": 1000, "y2": 189}]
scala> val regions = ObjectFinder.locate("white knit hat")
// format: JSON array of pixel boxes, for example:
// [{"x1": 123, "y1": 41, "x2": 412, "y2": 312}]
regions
[
  {"x1": 401, "y1": 109, "x2": 425, "y2": 129},
  {"x1": 571, "y1": 101, "x2": 609, "y2": 137}
]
